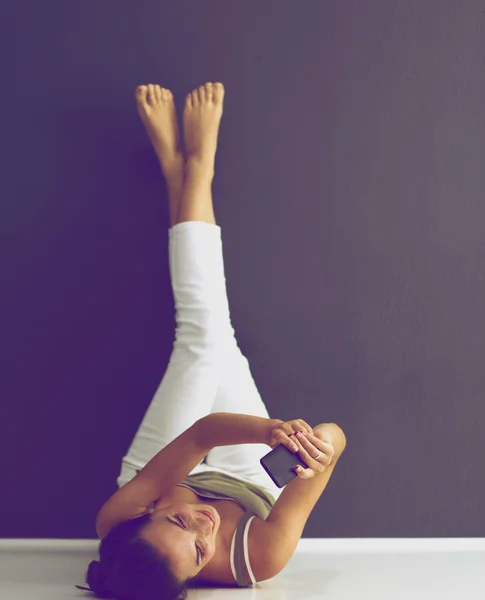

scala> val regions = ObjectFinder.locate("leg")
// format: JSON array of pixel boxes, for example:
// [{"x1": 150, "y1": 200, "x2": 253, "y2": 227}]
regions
[
  {"x1": 134, "y1": 81, "x2": 279, "y2": 498},
  {"x1": 175, "y1": 160, "x2": 216, "y2": 226},
  {"x1": 117, "y1": 218, "x2": 234, "y2": 488},
  {"x1": 175, "y1": 80, "x2": 226, "y2": 226},
  {"x1": 118, "y1": 83, "x2": 227, "y2": 487},
  {"x1": 166, "y1": 166, "x2": 185, "y2": 229},
  {"x1": 164, "y1": 157, "x2": 217, "y2": 229},
  {"x1": 203, "y1": 340, "x2": 285, "y2": 501},
  {"x1": 135, "y1": 84, "x2": 185, "y2": 228},
  {"x1": 135, "y1": 82, "x2": 222, "y2": 227}
]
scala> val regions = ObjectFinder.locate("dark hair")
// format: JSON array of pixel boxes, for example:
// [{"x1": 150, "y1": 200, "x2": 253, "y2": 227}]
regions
[{"x1": 75, "y1": 513, "x2": 189, "y2": 600}]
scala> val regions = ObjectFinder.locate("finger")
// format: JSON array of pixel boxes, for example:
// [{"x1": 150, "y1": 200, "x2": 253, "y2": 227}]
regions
[
  {"x1": 286, "y1": 434, "x2": 299, "y2": 453},
  {"x1": 292, "y1": 420, "x2": 313, "y2": 437},
  {"x1": 295, "y1": 464, "x2": 314, "y2": 479},
  {"x1": 299, "y1": 431, "x2": 334, "y2": 457},
  {"x1": 299, "y1": 420, "x2": 314, "y2": 436},
  {"x1": 294, "y1": 431, "x2": 318, "y2": 460},
  {"x1": 288, "y1": 434, "x2": 301, "y2": 453},
  {"x1": 272, "y1": 426, "x2": 296, "y2": 452}
]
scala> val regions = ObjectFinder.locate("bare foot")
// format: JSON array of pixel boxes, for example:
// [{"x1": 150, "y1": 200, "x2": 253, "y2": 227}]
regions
[
  {"x1": 183, "y1": 82, "x2": 225, "y2": 175},
  {"x1": 135, "y1": 84, "x2": 184, "y2": 174}
]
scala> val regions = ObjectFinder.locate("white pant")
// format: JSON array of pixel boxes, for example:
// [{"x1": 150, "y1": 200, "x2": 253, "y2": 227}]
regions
[{"x1": 117, "y1": 221, "x2": 283, "y2": 501}]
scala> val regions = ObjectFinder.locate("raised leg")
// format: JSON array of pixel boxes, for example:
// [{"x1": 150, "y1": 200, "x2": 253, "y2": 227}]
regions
[
  {"x1": 135, "y1": 82, "x2": 224, "y2": 229},
  {"x1": 135, "y1": 83, "x2": 186, "y2": 228},
  {"x1": 175, "y1": 160, "x2": 215, "y2": 225},
  {"x1": 165, "y1": 163, "x2": 186, "y2": 229},
  {"x1": 175, "y1": 81, "x2": 225, "y2": 225},
  {"x1": 117, "y1": 83, "x2": 228, "y2": 488}
]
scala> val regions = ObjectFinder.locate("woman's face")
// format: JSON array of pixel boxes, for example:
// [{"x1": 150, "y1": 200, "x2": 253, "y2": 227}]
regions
[{"x1": 139, "y1": 502, "x2": 220, "y2": 581}]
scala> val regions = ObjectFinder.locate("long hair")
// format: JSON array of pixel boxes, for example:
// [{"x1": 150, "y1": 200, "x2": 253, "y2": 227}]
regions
[{"x1": 75, "y1": 513, "x2": 189, "y2": 600}]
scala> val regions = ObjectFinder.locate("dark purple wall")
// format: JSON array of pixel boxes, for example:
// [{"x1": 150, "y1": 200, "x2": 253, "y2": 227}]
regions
[{"x1": 3, "y1": 1, "x2": 484, "y2": 539}]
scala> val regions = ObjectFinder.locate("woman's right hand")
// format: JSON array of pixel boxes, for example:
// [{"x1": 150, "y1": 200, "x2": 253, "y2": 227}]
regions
[
  {"x1": 267, "y1": 418, "x2": 314, "y2": 451},
  {"x1": 266, "y1": 419, "x2": 335, "y2": 478}
]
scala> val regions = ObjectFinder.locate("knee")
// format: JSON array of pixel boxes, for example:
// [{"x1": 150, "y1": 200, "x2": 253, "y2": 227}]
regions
[{"x1": 313, "y1": 422, "x2": 347, "y2": 460}]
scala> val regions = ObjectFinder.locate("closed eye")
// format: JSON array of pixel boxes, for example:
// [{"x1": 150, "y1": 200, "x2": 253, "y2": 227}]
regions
[{"x1": 173, "y1": 515, "x2": 205, "y2": 564}]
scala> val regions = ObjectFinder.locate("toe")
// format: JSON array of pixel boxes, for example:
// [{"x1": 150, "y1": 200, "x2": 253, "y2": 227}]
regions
[
  {"x1": 147, "y1": 84, "x2": 156, "y2": 104},
  {"x1": 213, "y1": 82, "x2": 225, "y2": 102},
  {"x1": 205, "y1": 82, "x2": 214, "y2": 100},
  {"x1": 154, "y1": 85, "x2": 162, "y2": 102},
  {"x1": 161, "y1": 88, "x2": 173, "y2": 103},
  {"x1": 135, "y1": 85, "x2": 148, "y2": 102}
]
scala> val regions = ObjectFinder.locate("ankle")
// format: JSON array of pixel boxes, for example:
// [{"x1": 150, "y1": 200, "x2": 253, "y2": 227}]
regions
[{"x1": 185, "y1": 157, "x2": 215, "y2": 181}]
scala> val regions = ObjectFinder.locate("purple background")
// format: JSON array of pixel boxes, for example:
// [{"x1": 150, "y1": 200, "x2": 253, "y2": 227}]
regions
[{"x1": 2, "y1": 0, "x2": 484, "y2": 538}]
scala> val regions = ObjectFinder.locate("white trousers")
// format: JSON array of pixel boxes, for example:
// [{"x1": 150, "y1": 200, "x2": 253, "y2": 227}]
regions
[{"x1": 116, "y1": 221, "x2": 283, "y2": 501}]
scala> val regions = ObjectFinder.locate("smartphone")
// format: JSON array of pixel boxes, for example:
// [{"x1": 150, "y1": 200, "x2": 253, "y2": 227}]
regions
[{"x1": 260, "y1": 444, "x2": 309, "y2": 488}]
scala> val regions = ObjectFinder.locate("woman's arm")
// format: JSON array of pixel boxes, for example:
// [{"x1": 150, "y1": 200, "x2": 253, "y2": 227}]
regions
[
  {"x1": 257, "y1": 423, "x2": 347, "y2": 578},
  {"x1": 95, "y1": 414, "x2": 281, "y2": 540},
  {"x1": 195, "y1": 412, "x2": 282, "y2": 450},
  {"x1": 95, "y1": 422, "x2": 209, "y2": 539}
]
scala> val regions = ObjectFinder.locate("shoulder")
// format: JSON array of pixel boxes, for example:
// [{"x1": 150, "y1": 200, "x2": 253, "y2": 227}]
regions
[{"x1": 196, "y1": 514, "x2": 275, "y2": 586}]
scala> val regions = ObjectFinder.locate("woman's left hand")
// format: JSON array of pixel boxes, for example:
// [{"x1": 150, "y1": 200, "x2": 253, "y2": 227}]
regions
[{"x1": 290, "y1": 429, "x2": 335, "y2": 478}]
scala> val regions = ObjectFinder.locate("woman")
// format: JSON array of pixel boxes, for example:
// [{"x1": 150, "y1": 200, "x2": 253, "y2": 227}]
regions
[{"x1": 76, "y1": 82, "x2": 346, "y2": 600}]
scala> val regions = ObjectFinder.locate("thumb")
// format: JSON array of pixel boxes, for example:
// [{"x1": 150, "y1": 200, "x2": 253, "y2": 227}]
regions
[{"x1": 295, "y1": 465, "x2": 314, "y2": 479}]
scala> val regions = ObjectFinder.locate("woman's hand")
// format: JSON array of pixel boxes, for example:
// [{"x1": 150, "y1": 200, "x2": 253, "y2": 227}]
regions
[
  {"x1": 267, "y1": 419, "x2": 314, "y2": 451},
  {"x1": 290, "y1": 428, "x2": 335, "y2": 479},
  {"x1": 267, "y1": 419, "x2": 335, "y2": 479}
]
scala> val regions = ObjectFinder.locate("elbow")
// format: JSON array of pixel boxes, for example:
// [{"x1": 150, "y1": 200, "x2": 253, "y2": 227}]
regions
[{"x1": 315, "y1": 422, "x2": 347, "y2": 458}]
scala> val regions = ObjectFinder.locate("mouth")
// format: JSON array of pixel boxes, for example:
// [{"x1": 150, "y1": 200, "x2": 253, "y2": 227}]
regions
[{"x1": 198, "y1": 510, "x2": 216, "y2": 530}]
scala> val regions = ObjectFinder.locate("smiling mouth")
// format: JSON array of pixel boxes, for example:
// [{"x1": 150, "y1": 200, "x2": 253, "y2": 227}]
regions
[{"x1": 198, "y1": 510, "x2": 215, "y2": 530}]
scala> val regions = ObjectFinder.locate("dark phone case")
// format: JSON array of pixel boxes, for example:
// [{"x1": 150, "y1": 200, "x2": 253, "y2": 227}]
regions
[{"x1": 260, "y1": 443, "x2": 309, "y2": 488}]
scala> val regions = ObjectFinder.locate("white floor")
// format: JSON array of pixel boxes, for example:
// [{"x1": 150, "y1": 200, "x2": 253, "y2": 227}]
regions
[{"x1": 0, "y1": 538, "x2": 484, "y2": 600}]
